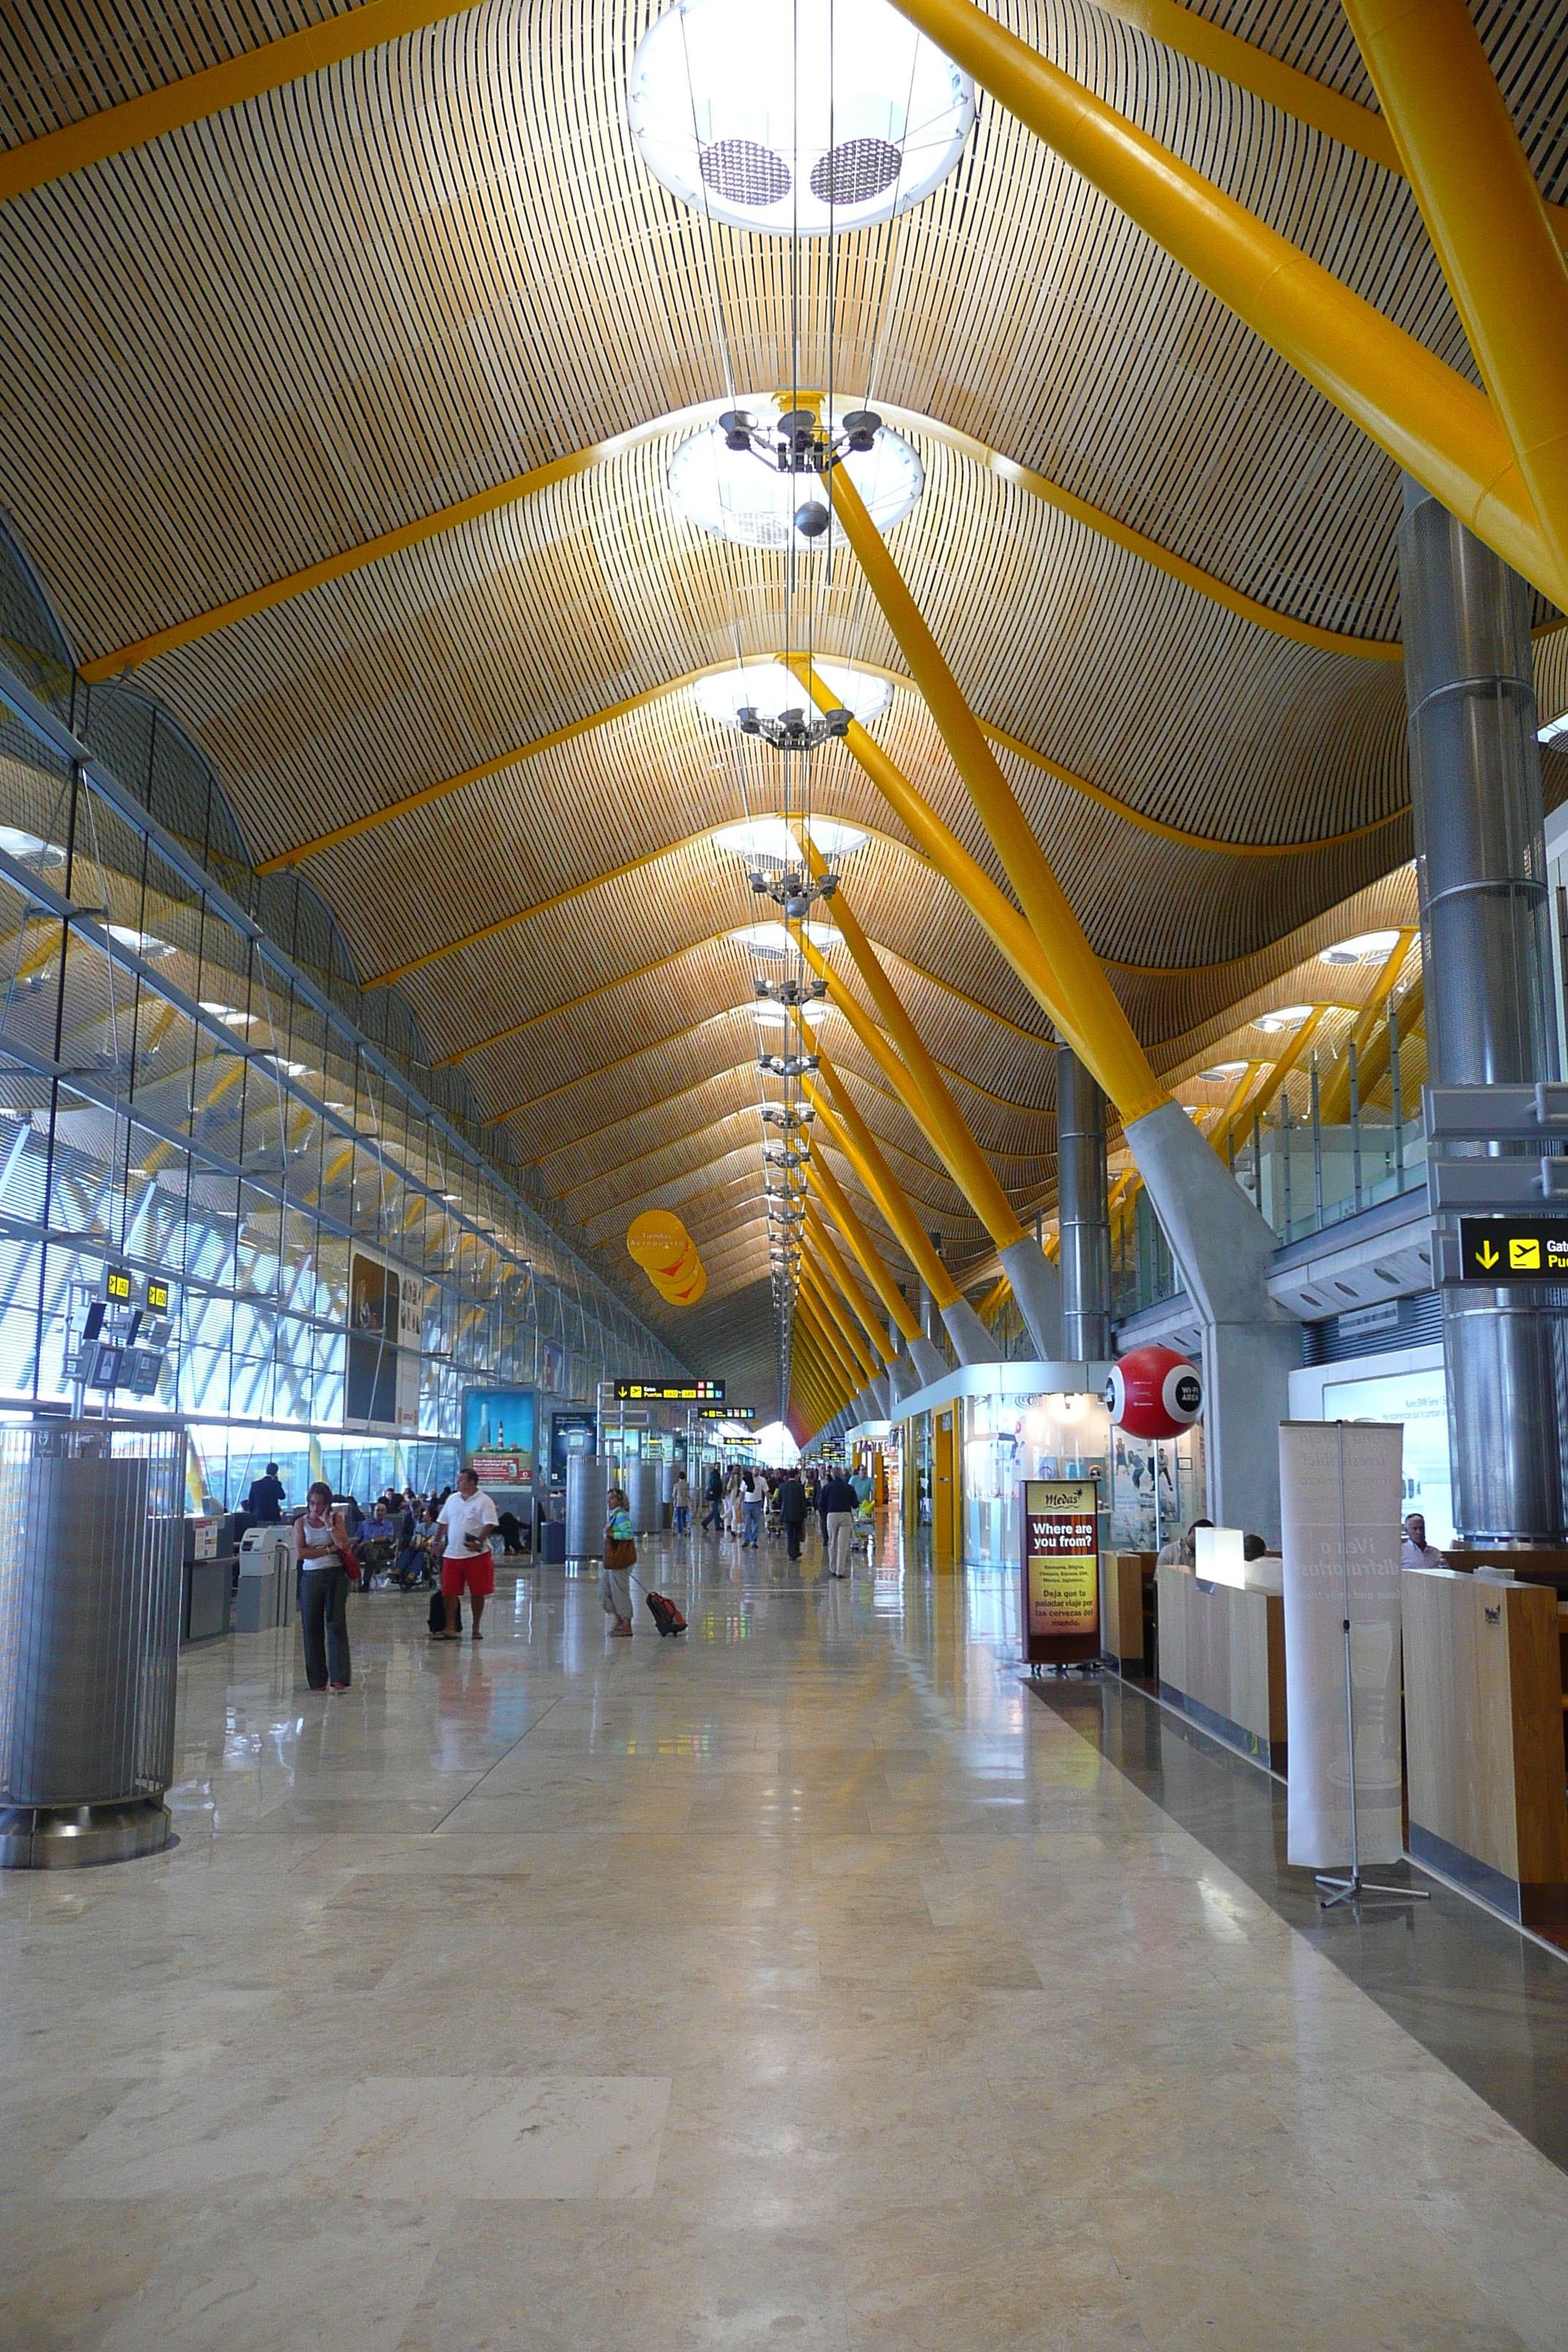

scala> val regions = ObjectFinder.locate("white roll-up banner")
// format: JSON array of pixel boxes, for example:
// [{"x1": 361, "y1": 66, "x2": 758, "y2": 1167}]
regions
[{"x1": 1279, "y1": 1420, "x2": 1405, "y2": 1869}]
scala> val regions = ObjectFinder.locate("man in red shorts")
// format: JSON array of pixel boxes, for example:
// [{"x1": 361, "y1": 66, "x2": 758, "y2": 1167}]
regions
[{"x1": 434, "y1": 1466, "x2": 499, "y2": 1641}]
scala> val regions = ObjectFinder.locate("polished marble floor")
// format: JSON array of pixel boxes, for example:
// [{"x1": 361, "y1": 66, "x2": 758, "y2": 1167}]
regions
[{"x1": 4, "y1": 1524, "x2": 1568, "y2": 2351}]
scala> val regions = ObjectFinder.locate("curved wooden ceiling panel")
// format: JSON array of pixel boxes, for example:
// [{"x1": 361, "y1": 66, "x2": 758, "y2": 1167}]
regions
[{"x1": 7, "y1": 0, "x2": 1566, "y2": 1393}]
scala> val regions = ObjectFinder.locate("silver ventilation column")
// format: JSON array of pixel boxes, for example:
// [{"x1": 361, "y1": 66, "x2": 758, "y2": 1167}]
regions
[
  {"x1": 1399, "y1": 478, "x2": 1566, "y2": 1548},
  {"x1": 1057, "y1": 1045, "x2": 1112, "y2": 1363}
]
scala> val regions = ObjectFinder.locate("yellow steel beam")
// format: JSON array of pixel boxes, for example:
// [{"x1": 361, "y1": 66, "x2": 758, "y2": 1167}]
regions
[
  {"x1": 799, "y1": 1259, "x2": 878, "y2": 1387},
  {"x1": 977, "y1": 1274, "x2": 1011, "y2": 1322},
  {"x1": 1354, "y1": 970, "x2": 1424, "y2": 1105},
  {"x1": 786, "y1": 657, "x2": 1100, "y2": 1085},
  {"x1": 1341, "y1": 0, "x2": 1568, "y2": 605},
  {"x1": 804, "y1": 1249, "x2": 886, "y2": 1380},
  {"x1": 1206, "y1": 1058, "x2": 1267, "y2": 1156},
  {"x1": 883, "y1": 0, "x2": 1563, "y2": 606},
  {"x1": 1212, "y1": 1007, "x2": 1328, "y2": 1156},
  {"x1": 808, "y1": 1155, "x2": 922, "y2": 1344},
  {"x1": 807, "y1": 1061, "x2": 961, "y2": 1310},
  {"x1": 1318, "y1": 930, "x2": 1418, "y2": 1124},
  {"x1": 0, "y1": 0, "x2": 478, "y2": 206},
  {"x1": 802, "y1": 1203, "x2": 893, "y2": 1360},
  {"x1": 794, "y1": 853, "x2": 1026, "y2": 1251},
  {"x1": 799, "y1": 1276, "x2": 874, "y2": 1392},
  {"x1": 825, "y1": 474, "x2": 1169, "y2": 1120}
]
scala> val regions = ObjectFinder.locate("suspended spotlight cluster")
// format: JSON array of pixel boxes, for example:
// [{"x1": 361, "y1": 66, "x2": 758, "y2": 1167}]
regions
[
  {"x1": 755, "y1": 971, "x2": 829, "y2": 1006},
  {"x1": 748, "y1": 861, "x2": 838, "y2": 923},
  {"x1": 760, "y1": 1103, "x2": 815, "y2": 1131},
  {"x1": 669, "y1": 396, "x2": 922, "y2": 551},
  {"x1": 737, "y1": 700, "x2": 850, "y2": 753},
  {"x1": 758, "y1": 1046, "x2": 820, "y2": 1079}
]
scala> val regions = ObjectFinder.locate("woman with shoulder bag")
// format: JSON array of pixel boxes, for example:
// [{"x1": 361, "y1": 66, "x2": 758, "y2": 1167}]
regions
[
  {"x1": 295, "y1": 1479, "x2": 355, "y2": 1692},
  {"x1": 602, "y1": 1485, "x2": 636, "y2": 1637}
]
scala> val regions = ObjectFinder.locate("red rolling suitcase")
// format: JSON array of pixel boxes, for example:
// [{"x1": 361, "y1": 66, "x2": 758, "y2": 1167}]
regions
[{"x1": 644, "y1": 1588, "x2": 687, "y2": 1636}]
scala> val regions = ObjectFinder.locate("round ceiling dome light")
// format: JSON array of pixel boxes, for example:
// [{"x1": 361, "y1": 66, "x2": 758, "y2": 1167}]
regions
[
  {"x1": 1320, "y1": 929, "x2": 1402, "y2": 966},
  {"x1": 1254, "y1": 1004, "x2": 1313, "y2": 1035},
  {"x1": 669, "y1": 397, "x2": 921, "y2": 549},
  {"x1": 698, "y1": 662, "x2": 891, "y2": 734},
  {"x1": 627, "y1": 0, "x2": 974, "y2": 237}
]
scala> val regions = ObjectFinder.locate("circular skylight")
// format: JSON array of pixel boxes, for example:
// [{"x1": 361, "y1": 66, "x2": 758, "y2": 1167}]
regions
[
  {"x1": 669, "y1": 398, "x2": 921, "y2": 549},
  {"x1": 732, "y1": 919, "x2": 842, "y2": 953},
  {"x1": 698, "y1": 661, "x2": 892, "y2": 732},
  {"x1": 1201, "y1": 1061, "x2": 1248, "y2": 1082},
  {"x1": 1320, "y1": 930, "x2": 1401, "y2": 966},
  {"x1": 715, "y1": 811, "x2": 871, "y2": 861},
  {"x1": 628, "y1": 0, "x2": 974, "y2": 236},
  {"x1": 1255, "y1": 1005, "x2": 1313, "y2": 1036}
]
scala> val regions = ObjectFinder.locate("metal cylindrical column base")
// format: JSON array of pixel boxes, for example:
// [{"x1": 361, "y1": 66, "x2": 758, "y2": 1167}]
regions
[
  {"x1": 1058, "y1": 1044, "x2": 1112, "y2": 1363},
  {"x1": 0, "y1": 1797, "x2": 173, "y2": 1870},
  {"x1": 565, "y1": 1455, "x2": 608, "y2": 1558},
  {"x1": 1400, "y1": 480, "x2": 1567, "y2": 1546},
  {"x1": 625, "y1": 1456, "x2": 659, "y2": 1534}
]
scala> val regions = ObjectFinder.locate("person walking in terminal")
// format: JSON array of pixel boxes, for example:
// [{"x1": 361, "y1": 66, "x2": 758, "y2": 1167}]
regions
[
  {"x1": 779, "y1": 1466, "x2": 808, "y2": 1561},
  {"x1": 741, "y1": 1466, "x2": 766, "y2": 1548},
  {"x1": 602, "y1": 1486, "x2": 636, "y2": 1636},
  {"x1": 295, "y1": 1479, "x2": 353, "y2": 1692},
  {"x1": 434, "y1": 1466, "x2": 498, "y2": 1642},
  {"x1": 671, "y1": 1468, "x2": 691, "y2": 1535},
  {"x1": 821, "y1": 1467, "x2": 857, "y2": 1580},
  {"x1": 701, "y1": 1462, "x2": 723, "y2": 1531}
]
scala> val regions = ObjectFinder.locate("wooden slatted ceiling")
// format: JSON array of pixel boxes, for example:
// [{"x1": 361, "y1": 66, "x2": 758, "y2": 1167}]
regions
[
  {"x1": 4, "y1": 0, "x2": 1521, "y2": 655},
  {"x1": 7, "y1": 0, "x2": 1568, "y2": 1371}
]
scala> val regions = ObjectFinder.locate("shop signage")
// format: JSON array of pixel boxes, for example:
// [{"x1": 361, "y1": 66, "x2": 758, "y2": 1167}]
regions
[
  {"x1": 614, "y1": 1379, "x2": 723, "y2": 1401},
  {"x1": 1455, "y1": 1215, "x2": 1568, "y2": 1281},
  {"x1": 1021, "y1": 1476, "x2": 1100, "y2": 1667}
]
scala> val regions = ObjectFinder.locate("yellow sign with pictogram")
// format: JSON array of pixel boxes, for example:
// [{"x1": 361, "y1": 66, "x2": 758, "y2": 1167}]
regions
[{"x1": 1457, "y1": 1219, "x2": 1568, "y2": 1281}]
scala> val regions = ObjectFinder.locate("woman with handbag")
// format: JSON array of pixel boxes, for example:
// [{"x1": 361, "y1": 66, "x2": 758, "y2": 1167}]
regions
[
  {"x1": 602, "y1": 1487, "x2": 636, "y2": 1636},
  {"x1": 295, "y1": 1479, "x2": 355, "y2": 1691}
]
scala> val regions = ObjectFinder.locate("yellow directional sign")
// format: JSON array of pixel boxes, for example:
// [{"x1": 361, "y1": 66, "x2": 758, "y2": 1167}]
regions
[{"x1": 1458, "y1": 1218, "x2": 1568, "y2": 1281}]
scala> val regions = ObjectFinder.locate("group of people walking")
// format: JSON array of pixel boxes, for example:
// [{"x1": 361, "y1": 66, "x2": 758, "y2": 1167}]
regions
[
  {"x1": 290, "y1": 1465, "x2": 502, "y2": 1691},
  {"x1": 689, "y1": 1460, "x2": 872, "y2": 1575}
]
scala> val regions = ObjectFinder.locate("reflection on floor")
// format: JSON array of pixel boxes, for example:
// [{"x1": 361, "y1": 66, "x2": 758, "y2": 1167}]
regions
[{"x1": 1, "y1": 1523, "x2": 1565, "y2": 2351}]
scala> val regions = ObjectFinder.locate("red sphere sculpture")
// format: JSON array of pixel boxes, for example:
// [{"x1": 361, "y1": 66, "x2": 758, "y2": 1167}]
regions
[{"x1": 1105, "y1": 1346, "x2": 1203, "y2": 1439}]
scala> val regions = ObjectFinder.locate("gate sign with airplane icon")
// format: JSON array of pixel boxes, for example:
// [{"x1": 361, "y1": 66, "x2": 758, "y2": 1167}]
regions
[{"x1": 1456, "y1": 1218, "x2": 1568, "y2": 1281}]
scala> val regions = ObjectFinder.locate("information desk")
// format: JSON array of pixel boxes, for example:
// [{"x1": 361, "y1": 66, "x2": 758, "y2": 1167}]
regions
[
  {"x1": 1156, "y1": 1565, "x2": 1287, "y2": 1771},
  {"x1": 1402, "y1": 1566, "x2": 1568, "y2": 1927}
]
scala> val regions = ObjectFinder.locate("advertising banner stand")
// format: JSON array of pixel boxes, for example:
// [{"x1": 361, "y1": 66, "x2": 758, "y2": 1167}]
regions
[
  {"x1": 1279, "y1": 1420, "x2": 1428, "y2": 1912},
  {"x1": 1020, "y1": 1476, "x2": 1101, "y2": 1673}
]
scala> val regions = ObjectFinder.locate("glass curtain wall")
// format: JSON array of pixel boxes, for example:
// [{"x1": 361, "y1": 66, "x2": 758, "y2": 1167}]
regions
[{"x1": 0, "y1": 529, "x2": 683, "y2": 1510}]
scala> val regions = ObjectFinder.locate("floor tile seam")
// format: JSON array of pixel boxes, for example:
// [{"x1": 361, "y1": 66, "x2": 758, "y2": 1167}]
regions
[
  {"x1": 422, "y1": 1689, "x2": 574, "y2": 1833},
  {"x1": 1029, "y1": 1678, "x2": 1568, "y2": 2186}
]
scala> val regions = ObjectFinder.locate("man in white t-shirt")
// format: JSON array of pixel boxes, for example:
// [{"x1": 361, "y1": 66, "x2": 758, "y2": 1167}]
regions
[{"x1": 435, "y1": 1467, "x2": 500, "y2": 1641}]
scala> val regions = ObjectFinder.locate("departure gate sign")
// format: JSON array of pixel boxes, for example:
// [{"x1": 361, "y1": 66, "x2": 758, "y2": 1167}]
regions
[
  {"x1": 1021, "y1": 1477, "x2": 1101, "y2": 1667},
  {"x1": 1456, "y1": 1217, "x2": 1568, "y2": 1281}
]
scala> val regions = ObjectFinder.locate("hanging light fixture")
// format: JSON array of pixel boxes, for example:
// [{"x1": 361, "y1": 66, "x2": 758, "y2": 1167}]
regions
[
  {"x1": 668, "y1": 396, "x2": 921, "y2": 550},
  {"x1": 701, "y1": 668, "x2": 889, "y2": 736},
  {"x1": 628, "y1": 0, "x2": 973, "y2": 238}
]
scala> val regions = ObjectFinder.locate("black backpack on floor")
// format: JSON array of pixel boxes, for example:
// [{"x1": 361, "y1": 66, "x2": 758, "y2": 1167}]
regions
[{"x1": 429, "y1": 1588, "x2": 461, "y2": 1634}]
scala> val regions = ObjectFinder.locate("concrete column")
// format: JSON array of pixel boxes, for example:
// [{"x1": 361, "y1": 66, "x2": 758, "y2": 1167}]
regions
[
  {"x1": 884, "y1": 1337, "x2": 915, "y2": 1404},
  {"x1": 999, "y1": 1234, "x2": 1063, "y2": 1360},
  {"x1": 1057, "y1": 1045, "x2": 1112, "y2": 1362},
  {"x1": 1399, "y1": 478, "x2": 1567, "y2": 1547},
  {"x1": 940, "y1": 1297, "x2": 992, "y2": 1364},
  {"x1": 907, "y1": 1333, "x2": 947, "y2": 1387}
]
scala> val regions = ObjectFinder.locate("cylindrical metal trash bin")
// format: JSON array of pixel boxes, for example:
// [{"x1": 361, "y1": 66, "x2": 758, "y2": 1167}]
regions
[
  {"x1": 0, "y1": 1420, "x2": 185, "y2": 1867},
  {"x1": 565, "y1": 1455, "x2": 608, "y2": 1560},
  {"x1": 625, "y1": 1456, "x2": 658, "y2": 1534}
]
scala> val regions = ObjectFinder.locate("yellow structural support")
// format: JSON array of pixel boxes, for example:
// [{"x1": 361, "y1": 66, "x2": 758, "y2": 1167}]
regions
[
  {"x1": 799, "y1": 1256, "x2": 880, "y2": 1387},
  {"x1": 0, "y1": 1, "x2": 480, "y2": 206},
  {"x1": 807, "y1": 1156, "x2": 922, "y2": 1345},
  {"x1": 1207, "y1": 1059, "x2": 1269, "y2": 1156},
  {"x1": 1342, "y1": 1, "x2": 1568, "y2": 607},
  {"x1": 824, "y1": 474, "x2": 1169, "y2": 1122},
  {"x1": 793, "y1": 859, "x2": 1027, "y2": 1251},
  {"x1": 807, "y1": 1060, "x2": 961, "y2": 1310},
  {"x1": 882, "y1": 0, "x2": 1563, "y2": 607},
  {"x1": 805, "y1": 1285, "x2": 875, "y2": 1398},
  {"x1": 794, "y1": 1287, "x2": 856, "y2": 1396},
  {"x1": 803, "y1": 1204, "x2": 896, "y2": 1361},
  {"x1": 785, "y1": 657, "x2": 1115, "y2": 1097},
  {"x1": 1318, "y1": 932, "x2": 1419, "y2": 1126}
]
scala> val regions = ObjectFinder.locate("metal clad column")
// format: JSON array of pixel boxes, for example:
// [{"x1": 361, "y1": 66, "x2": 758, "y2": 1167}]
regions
[
  {"x1": 1399, "y1": 478, "x2": 1566, "y2": 1545},
  {"x1": 1057, "y1": 1045, "x2": 1112, "y2": 1362}
]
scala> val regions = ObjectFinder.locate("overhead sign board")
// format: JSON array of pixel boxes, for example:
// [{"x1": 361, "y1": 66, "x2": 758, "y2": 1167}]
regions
[
  {"x1": 614, "y1": 1379, "x2": 723, "y2": 1401},
  {"x1": 1021, "y1": 1476, "x2": 1101, "y2": 1668},
  {"x1": 1454, "y1": 1216, "x2": 1568, "y2": 1281},
  {"x1": 698, "y1": 1403, "x2": 753, "y2": 1420}
]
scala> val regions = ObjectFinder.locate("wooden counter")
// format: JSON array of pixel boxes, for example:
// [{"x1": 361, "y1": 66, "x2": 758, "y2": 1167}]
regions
[
  {"x1": 1156, "y1": 1564, "x2": 1287, "y2": 1771},
  {"x1": 1402, "y1": 1567, "x2": 1568, "y2": 1927},
  {"x1": 1101, "y1": 1551, "x2": 1155, "y2": 1676}
]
